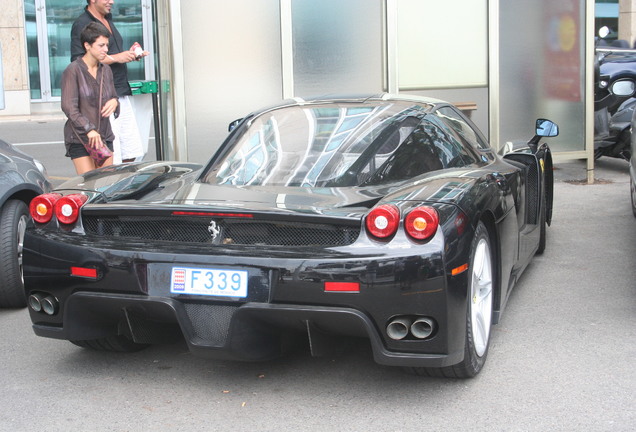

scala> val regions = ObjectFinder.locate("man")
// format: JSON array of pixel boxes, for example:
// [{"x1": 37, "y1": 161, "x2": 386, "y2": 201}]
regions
[{"x1": 71, "y1": 0, "x2": 148, "y2": 163}]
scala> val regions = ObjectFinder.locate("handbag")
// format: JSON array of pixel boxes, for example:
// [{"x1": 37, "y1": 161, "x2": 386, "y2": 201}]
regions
[{"x1": 72, "y1": 70, "x2": 113, "y2": 167}]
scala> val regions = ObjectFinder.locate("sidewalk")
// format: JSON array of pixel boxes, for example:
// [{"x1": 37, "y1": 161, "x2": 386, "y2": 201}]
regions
[{"x1": 553, "y1": 156, "x2": 630, "y2": 184}]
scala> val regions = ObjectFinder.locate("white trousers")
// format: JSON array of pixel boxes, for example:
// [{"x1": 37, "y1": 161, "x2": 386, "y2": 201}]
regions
[{"x1": 111, "y1": 96, "x2": 144, "y2": 163}]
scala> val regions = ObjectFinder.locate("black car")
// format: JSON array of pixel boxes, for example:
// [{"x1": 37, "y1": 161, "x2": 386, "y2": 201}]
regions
[
  {"x1": 23, "y1": 95, "x2": 557, "y2": 378},
  {"x1": 0, "y1": 139, "x2": 51, "y2": 307}
]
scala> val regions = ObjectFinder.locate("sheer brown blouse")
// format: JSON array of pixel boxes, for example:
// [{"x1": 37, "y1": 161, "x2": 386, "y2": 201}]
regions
[{"x1": 60, "y1": 58, "x2": 119, "y2": 150}]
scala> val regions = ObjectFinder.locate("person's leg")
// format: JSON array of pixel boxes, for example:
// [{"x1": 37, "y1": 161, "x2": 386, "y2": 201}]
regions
[
  {"x1": 96, "y1": 155, "x2": 114, "y2": 169},
  {"x1": 72, "y1": 156, "x2": 96, "y2": 175}
]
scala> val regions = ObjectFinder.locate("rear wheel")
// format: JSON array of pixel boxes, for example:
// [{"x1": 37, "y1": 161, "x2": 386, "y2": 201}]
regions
[
  {"x1": 0, "y1": 200, "x2": 29, "y2": 308},
  {"x1": 404, "y1": 222, "x2": 494, "y2": 378},
  {"x1": 458, "y1": 222, "x2": 494, "y2": 376},
  {"x1": 70, "y1": 335, "x2": 149, "y2": 353}
]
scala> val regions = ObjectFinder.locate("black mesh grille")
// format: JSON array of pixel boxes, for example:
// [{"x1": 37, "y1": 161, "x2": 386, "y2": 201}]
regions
[
  {"x1": 183, "y1": 303, "x2": 238, "y2": 345},
  {"x1": 82, "y1": 215, "x2": 360, "y2": 247}
]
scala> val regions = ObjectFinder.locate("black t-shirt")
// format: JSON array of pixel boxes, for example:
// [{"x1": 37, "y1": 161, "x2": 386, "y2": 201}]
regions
[{"x1": 70, "y1": 7, "x2": 132, "y2": 97}]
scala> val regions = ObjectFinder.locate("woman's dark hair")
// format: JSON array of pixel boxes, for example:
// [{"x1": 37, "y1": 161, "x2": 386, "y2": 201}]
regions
[{"x1": 80, "y1": 22, "x2": 111, "y2": 50}]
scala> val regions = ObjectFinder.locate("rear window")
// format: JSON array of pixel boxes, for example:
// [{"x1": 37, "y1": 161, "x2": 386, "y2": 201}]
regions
[{"x1": 202, "y1": 101, "x2": 431, "y2": 187}]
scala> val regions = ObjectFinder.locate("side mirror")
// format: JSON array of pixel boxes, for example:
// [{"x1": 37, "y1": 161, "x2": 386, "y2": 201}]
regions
[
  {"x1": 228, "y1": 118, "x2": 243, "y2": 132},
  {"x1": 535, "y1": 119, "x2": 559, "y2": 138},
  {"x1": 598, "y1": 26, "x2": 610, "y2": 39},
  {"x1": 611, "y1": 79, "x2": 636, "y2": 97}
]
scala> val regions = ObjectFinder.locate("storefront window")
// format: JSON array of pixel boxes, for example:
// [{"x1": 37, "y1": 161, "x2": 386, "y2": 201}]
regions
[{"x1": 25, "y1": 0, "x2": 148, "y2": 101}]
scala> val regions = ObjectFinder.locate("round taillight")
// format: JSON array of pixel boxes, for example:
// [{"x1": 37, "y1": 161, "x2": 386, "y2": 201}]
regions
[
  {"x1": 29, "y1": 193, "x2": 62, "y2": 224},
  {"x1": 54, "y1": 194, "x2": 88, "y2": 225},
  {"x1": 366, "y1": 204, "x2": 400, "y2": 239},
  {"x1": 405, "y1": 206, "x2": 439, "y2": 240}
]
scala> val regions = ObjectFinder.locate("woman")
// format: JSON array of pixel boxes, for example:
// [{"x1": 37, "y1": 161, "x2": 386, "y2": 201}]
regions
[{"x1": 61, "y1": 22, "x2": 119, "y2": 175}]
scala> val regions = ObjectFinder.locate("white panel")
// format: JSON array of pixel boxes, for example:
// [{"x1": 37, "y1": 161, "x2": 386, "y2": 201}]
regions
[
  {"x1": 398, "y1": 0, "x2": 488, "y2": 89},
  {"x1": 180, "y1": 0, "x2": 282, "y2": 162}
]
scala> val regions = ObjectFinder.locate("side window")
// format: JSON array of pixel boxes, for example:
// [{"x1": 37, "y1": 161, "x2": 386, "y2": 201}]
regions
[
  {"x1": 436, "y1": 107, "x2": 490, "y2": 150},
  {"x1": 366, "y1": 117, "x2": 478, "y2": 184},
  {"x1": 424, "y1": 117, "x2": 479, "y2": 168}
]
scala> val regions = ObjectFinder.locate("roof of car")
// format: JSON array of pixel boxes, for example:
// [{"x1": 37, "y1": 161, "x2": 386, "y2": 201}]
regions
[{"x1": 247, "y1": 93, "x2": 446, "y2": 118}]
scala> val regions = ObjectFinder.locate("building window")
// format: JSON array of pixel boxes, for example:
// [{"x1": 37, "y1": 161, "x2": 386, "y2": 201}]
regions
[{"x1": 24, "y1": 0, "x2": 150, "y2": 102}]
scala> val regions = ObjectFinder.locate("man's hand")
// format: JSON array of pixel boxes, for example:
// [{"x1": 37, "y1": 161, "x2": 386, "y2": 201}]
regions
[
  {"x1": 101, "y1": 98, "x2": 119, "y2": 118},
  {"x1": 107, "y1": 51, "x2": 137, "y2": 64}
]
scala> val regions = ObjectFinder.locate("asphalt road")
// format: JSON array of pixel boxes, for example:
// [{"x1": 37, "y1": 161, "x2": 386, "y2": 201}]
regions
[{"x1": 0, "y1": 118, "x2": 634, "y2": 431}]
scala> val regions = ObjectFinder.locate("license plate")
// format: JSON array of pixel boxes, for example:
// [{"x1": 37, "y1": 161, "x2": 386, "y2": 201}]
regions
[{"x1": 170, "y1": 267, "x2": 248, "y2": 298}]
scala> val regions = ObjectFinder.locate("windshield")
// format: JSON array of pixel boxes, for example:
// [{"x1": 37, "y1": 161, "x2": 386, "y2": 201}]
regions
[{"x1": 202, "y1": 101, "x2": 433, "y2": 187}]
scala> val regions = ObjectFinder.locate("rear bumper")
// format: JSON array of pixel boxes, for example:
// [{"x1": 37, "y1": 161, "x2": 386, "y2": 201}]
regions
[
  {"x1": 24, "y1": 229, "x2": 471, "y2": 368},
  {"x1": 31, "y1": 292, "x2": 464, "y2": 367}
]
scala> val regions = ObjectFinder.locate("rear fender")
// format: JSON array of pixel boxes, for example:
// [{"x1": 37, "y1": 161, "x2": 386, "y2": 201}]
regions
[{"x1": 540, "y1": 145, "x2": 554, "y2": 225}]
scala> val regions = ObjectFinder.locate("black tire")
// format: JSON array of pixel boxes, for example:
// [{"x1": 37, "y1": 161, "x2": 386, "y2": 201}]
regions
[
  {"x1": 0, "y1": 200, "x2": 29, "y2": 308},
  {"x1": 70, "y1": 335, "x2": 149, "y2": 353},
  {"x1": 404, "y1": 222, "x2": 494, "y2": 378}
]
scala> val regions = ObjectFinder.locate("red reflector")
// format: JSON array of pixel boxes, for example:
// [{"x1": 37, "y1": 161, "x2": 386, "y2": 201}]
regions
[
  {"x1": 70, "y1": 267, "x2": 98, "y2": 279},
  {"x1": 172, "y1": 211, "x2": 253, "y2": 218},
  {"x1": 324, "y1": 282, "x2": 360, "y2": 293},
  {"x1": 451, "y1": 264, "x2": 469, "y2": 276}
]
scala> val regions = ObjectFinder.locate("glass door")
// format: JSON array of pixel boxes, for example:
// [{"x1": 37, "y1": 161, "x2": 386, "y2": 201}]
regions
[{"x1": 25, "y1": 0, "x2": 151, "y2": 102}]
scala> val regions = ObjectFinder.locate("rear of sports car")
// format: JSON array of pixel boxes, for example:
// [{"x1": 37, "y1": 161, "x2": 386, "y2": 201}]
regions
[
  {"x1": 24, "y1": 95, "x2": 541, "y2": 377},
  {"x1": 23, "y1": 182, "x2": 475, "y2": 369}
]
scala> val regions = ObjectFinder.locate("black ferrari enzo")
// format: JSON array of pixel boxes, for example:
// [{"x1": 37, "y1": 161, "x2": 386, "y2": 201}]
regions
[{"x1": 23, "y1": 94, "x2": 557, "y2": 378}]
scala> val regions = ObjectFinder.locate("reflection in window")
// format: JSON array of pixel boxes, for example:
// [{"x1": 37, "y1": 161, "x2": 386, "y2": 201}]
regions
[
  {"x1": 436, "y1": 107, "x2": 490, "y2": 150},
  {"x1": 207, "y1": 102, "x2": 433, "y2": 188},
  {"x1": 366, "y1": 117, "x2": 480, "y2": 184},
  {"x1": 24, "y1": 1, "x2": 41, "y2": 99}
]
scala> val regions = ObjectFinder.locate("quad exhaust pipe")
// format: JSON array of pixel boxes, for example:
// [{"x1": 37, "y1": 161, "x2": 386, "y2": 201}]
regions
[
  {"x1": 386, "y1": 316, "x2": 436, "y2": 340},
  {"x1": 386, "y1": 316, "x2": 411, "y2": 340},
  {"x1": 28, "y1": 293, "x2": 59, "y2": 316}
]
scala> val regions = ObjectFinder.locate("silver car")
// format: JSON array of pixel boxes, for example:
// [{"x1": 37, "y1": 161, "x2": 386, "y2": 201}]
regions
[{"x1": 0, "y1": 139, "x2": 51, "y2": 307}]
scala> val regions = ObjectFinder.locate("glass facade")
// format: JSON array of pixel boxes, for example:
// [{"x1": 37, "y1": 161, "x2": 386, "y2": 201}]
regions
[
  {"x1": 499, "y1": 0, "x2": 586, "y2": 153},
  {"x1": 25, "y1": 0, "x2": 148, "y2": 101},
  {"x1": 291, "y1": 0, "x2": 384, "y2": 97}
]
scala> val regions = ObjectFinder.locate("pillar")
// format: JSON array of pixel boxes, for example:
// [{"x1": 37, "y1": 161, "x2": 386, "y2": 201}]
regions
[{"x1": 619, "y1": 0, "x2": 636, "y2": 48}]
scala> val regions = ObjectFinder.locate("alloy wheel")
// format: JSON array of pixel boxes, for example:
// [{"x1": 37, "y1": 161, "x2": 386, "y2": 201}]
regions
[{"x1": 470, "y1": 237, "x2": 493, "y2": 357}]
